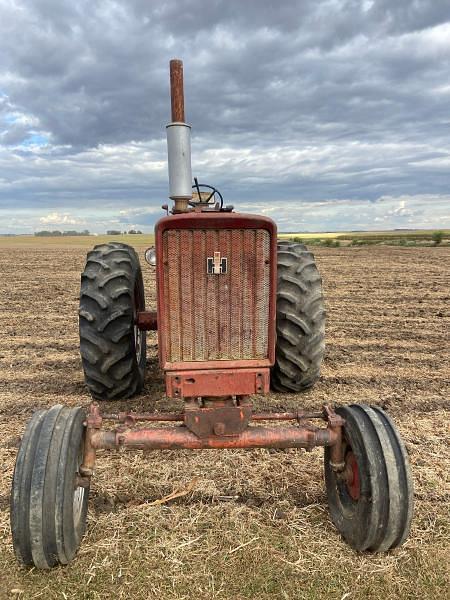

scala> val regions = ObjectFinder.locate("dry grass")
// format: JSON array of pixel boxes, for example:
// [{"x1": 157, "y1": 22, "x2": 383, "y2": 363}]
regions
[
  {"x1": 0, "y1": 233, "x2": 154, "y2": 247},
  {"x1": 0, "y1": 239, "x2": 449, "y2": 599}
]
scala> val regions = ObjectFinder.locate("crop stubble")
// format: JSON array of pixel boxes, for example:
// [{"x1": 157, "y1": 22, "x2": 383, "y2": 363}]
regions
[{"x1": 0, "y1": 241, "x2": 448, "y2": 599}]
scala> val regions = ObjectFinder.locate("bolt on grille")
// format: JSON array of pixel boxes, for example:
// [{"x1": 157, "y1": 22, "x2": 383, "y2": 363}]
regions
[{"x1": 162, "y1": 228, "x2": 271, "y2": 363}]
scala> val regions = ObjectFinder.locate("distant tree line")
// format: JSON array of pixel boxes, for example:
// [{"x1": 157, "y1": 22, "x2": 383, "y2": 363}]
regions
[
  {"x1": 107, "y1": 229, "x2": 143, "y2": 235},
  {"x1": 35, "y1": 230, "x2": 90, "y2": 236},
  {"x1": 34, "y1": 229, "x2": 144, "y2": 237}
]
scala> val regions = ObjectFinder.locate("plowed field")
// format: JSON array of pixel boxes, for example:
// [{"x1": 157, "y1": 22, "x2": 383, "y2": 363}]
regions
[{"x1": 0, "y1": 239, "x2": 448, "y2": 599}]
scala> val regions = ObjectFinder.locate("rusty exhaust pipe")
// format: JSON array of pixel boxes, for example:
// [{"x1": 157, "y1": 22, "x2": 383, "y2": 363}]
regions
[{"x1": 166, "y1": 59, "x2": 192, "y2": 213}]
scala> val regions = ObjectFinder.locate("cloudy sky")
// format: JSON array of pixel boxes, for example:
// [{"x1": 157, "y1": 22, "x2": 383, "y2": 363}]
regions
[{"x1": 1, "y1": 0, "x2": 449, "y2": 233}]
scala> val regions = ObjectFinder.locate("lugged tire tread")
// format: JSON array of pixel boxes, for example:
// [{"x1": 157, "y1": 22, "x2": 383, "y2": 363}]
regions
[
  {"x1": 79, "y1": 242, "x2": 146, "y2": 400},
  {"x1": 284, "y1": 312, "x2": 311, "y2": 335},
  {"x1": 85, "y1": 257, "x2": 111, "y2": 271},
  {"x1": 272, "y1": 243, "x2": 326, "y2": 392}
]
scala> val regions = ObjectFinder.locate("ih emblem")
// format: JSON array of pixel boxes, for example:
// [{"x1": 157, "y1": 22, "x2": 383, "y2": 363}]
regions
[{"x1": 207, "y1": 251, "x2": 227, "y2": 274}]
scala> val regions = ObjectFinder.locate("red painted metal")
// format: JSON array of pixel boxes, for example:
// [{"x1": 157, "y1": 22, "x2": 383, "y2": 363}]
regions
[
  {"x1": 252, "y1": 410, "x2": 323, "y2": 421},
  {"x1": 136, "y1": 310, "x2": 158, "y2": 331},
  {"x1": 184, "y1": 404, "x2": 253, "y2": 438},
  {"x1": 165, "y1": 359, "x2": 272, "y2": 371},
  {"x1": 323, "y1": 404, "x2": 345, "y2": 470},
  {"x1": 91, "y1": 424, "x2": 338, "y2": 451},
  {"x1": 155, "y1": 212, "x2": 277, "y2": 394},
  {"x1": 102, "y1": 411, "x2": 184, "y2": 423},
  {"x1": 79, "y1": 402, "x2": 102, "y2": 478},
  {"x1": 79, "y1": 403, "x2": 344, "y2": 481},
  {"x1": 165, "y1": 368, "x2": 269, "y2": 398},
  {"x1": 161, "y1": 228, "x2": 271, "y2": 362},
  {"x1": 345, "y1": 451, "x2": 360, "y2": 500},
  {"x1": 101, "y1": 409, "x2": 323, "y2": 424}
]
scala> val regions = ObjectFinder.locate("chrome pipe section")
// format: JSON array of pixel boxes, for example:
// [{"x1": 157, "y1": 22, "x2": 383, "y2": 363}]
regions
[{"x1": 166, "y1": 122, "x2": 192, "y2": 204}]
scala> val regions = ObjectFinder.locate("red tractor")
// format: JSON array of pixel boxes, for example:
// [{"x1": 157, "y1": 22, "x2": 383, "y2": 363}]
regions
[{"x1": 10, "y1": 60, "x2": 413, "y2": 569}]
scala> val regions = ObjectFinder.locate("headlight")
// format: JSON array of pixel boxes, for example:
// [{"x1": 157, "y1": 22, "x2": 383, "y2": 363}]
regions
[{"x1": 144, "y1": 247, "x2": 156, "y2": 266}]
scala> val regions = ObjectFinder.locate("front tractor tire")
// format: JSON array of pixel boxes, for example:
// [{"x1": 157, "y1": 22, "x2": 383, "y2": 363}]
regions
[
  {"x1": 79, "y1": 242, "x2": 146, "y2": 400},
  {"x1": 324, "y1": 404, "x2": 414, "y2": 552},
  {"x1": 272, "y1": 241, "x2": 326, "y2": 392},
  {"x1": 11, "y1": 405, "x2": 89, "y2": 568}
]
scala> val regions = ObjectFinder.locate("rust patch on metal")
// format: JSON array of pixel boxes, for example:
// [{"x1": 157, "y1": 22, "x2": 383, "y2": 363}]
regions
[
  {"x1": 184, "y1": 405, "x2": 252, "y2": 438},
  {"x1": 323, "y1": 405, "x2": 345, "y2": 471},
  {"x1": 170, "y1": 59, "x2": 185, "y2": 122},
  {"x1": 344, "y1": 451, "x2": 360, "y2": 500},
  {"x1": 79, "y1": 402, "x2": 102, "y2": 478},
  {"x1": 84, "y1": 401, "x2": 340, "y2": 455},
  {"x1": 91, "y1": 424, "x2": 337, "y2": 450},
  {"x1": 165, "y1": 368, "x2": 269, "y2": 398},
  {"x1": 102, "y1": 411, "x2": 184, "y2": 424},
  {"x1": 136, "y1": 310, "x2": 158, "y2": 330}
]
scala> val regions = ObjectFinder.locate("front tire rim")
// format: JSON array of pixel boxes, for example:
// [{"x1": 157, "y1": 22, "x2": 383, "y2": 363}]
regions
[
  {"x1": 335, "y1": 440, "x2": 361, "y2": 506},
  {"x1": 344, "y1": 451, "x2": 360, "y2": 500},
  {"x1": 133, "y1": 280, "x2": 144, "y2": 363},
  {"x1": 73, "y1": 449, "x2": 85, "y2": 527},
  {"x1": 73, "y1": 486, "x2": 85, "y2": 526}
]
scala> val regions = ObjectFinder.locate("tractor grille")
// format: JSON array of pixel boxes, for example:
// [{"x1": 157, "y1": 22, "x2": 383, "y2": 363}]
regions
[{"x1": 162, "y1": 228, "x2": 271, "y2": 363}]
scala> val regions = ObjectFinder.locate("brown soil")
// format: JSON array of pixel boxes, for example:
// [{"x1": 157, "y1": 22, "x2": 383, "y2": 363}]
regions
[{"x1": 0, "y1": 242, "x2": 449, "y2": 599}]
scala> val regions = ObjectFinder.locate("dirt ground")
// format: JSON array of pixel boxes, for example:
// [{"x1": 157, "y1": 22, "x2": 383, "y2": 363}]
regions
[{"x1": 0, "y1": 240, "x2": 448, "y2": 599}]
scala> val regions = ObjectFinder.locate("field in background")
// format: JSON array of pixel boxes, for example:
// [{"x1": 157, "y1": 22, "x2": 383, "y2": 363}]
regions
[
  {"x1": 278, "y1": 229, "x2": 450, "y2": 238},
  {"x1": 1, "y1": 228, "x2": 448, "y2": 250},
  {"x1": 279, "y1": 229, "x2": 450, "y2": 246},
  {"x1": 0, "y1": 238, "x2": 448, "y2": 599},
  {"x1": 0, "y1": 233, "x2": 154, "y2": 247}
]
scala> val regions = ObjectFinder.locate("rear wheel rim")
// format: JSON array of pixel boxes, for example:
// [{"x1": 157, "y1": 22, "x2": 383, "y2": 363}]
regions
[{"x1": 133, "y1": 280, "x2": 144, "y2": 363}]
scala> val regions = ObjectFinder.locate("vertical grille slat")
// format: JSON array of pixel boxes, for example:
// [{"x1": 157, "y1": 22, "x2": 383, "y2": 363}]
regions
[
  {"x1": 230, "y1": 229, "x2": 243, "y2": 358},
  {"x1": 218, "y1": 229, "x2": 232, "y2": 358},
  {"x1": 166, "y1": 230, "x2": 181, "y2": 361},
  {"x1": 205, "y1": 230, "x2": 219, "y2": 359},
  {"x1": 162, "y1": 228, "x2": 270, "y2": 363},
  {"x1": 180, "y1": 230, "x2": 194, "y2": 361},
  {"x1": 255, "y1": 229, "x2": 270, "y2": 357},
  {"x1": 241, "y1": 230, "x2": 254, "y2": 357},
  {"x1": 192, "y1": 230, "x2": 206, "y2": 360}
]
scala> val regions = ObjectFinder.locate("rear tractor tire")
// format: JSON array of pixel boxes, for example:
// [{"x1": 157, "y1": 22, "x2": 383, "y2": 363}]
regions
[
  {"x1": 272, "y1": 241, "x2": 325, "y2": 392},
  {"x1": 277, "y1": 239, "x2": 307, "y2": 252},
  {"x1": 10, "y1": 405, "x2": 89, "y2": 568},
  {"x1": 79, "y1": 242, "x2": 146, "y2": 400},
  {"x1": 324, "y1": 404, "x2": 414, "y2": 552}
]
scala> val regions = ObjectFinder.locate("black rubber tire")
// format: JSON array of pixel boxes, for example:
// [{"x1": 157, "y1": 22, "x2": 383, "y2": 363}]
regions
[
  {"x1": 79, "y1": 242, "x2": 146, "y2": 400},
  {"x1": 10, "y1": 409, "x2": 46, "y2": 566},
  {"x1": 278, "y1": 239, "x2": 307, "y2": 252},
  {"x1": 324, "y1": 404, "x2": 414, "y2": 552},
  {"x1": 271, "y1": 241, "x2": 325, "y2": 392},
  {"x1": 11, "y1": 405, "x2": 89, "y2": 568}
]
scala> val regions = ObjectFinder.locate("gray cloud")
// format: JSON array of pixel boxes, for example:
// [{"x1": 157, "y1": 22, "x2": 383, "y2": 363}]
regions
[{"x1": 0, "y1": 0, "x2": 449, "y2": 232}]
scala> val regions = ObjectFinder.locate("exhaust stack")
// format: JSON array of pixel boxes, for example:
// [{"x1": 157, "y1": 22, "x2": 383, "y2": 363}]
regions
[{"x1": 166, "y1": 59, "x2": 192, "y2": 213}]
